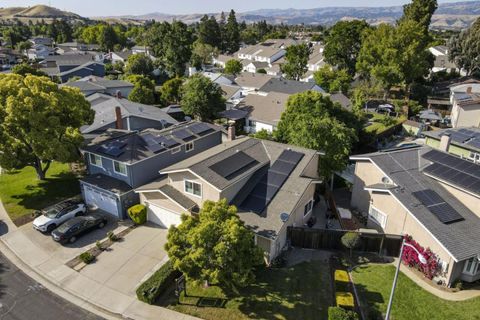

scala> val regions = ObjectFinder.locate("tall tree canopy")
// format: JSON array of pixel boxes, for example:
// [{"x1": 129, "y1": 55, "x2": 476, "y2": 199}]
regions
[
  {"x1": 224, "y1": 59, "x2": 243, "y2": 76},
  {"x1": 399, "y1": 0, "x2": 438, "y2": 34},
  {"x1": 323, "y1": 20, "x2": 370, "y2": 75},
  {"x1": 224, "y1": 10, "x2": 240, "y2": 54},
  {"x1": 126, "y1": 75, "x2": 156, "y2": 105},
  {"x1": 198, "y1": 15, "x2": 221, "y2": 48},
  {"x1": 281, "y1": 43, "x2": 311, "y2": 81},
  {"x1": 0, "y1": 74, "x2": 94, "y2": 180},
  {"x1": 11, "y1": 63, "x2": 47, "y2": 77},
  {"x1": 181, "y1": 74, "x2": 225, "y2": 121},
  {"x1": 313, "y1": 65, "x2": 352, "y2": 94},
  {"x1": 160, "y1": 77, "x2": 184, "y2": 105},
  {"x1": 448, "y1": 18, "x2": 480, "y2": 76},
  {"x1": 165, "y1": 199, "x2": 263, "y2": 289},
  {"x1": 191, "y1": 41, "x2": 218, "y2": 69},
  {"x1": 275, "y1": 91, "x2": 357, "y2": 178},
  {"x1": 125, "y1": 53, "x2": 154, "y2": 76}
]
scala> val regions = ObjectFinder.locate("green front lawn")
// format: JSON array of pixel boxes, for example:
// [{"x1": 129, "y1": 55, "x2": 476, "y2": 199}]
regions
[
  {"x1": 162, "y1": 261, "x2": 333, "y2": 320},
  {"x1": 352, "y1": 264, "x2": 480, "y2": 320},
  {"x1": 0, "y1": 163, "x2": 80, "y2": 223}
]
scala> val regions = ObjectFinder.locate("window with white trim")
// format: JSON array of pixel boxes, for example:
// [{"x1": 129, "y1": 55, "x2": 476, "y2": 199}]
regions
[
  {"x1": 304, "y1": 199, "x2": 313, "y2": 216},
  {"x1": 368, "y1": 205, "x2": 387, "y2": 228},
  {"x1": 171, "y1": 146, "x2": 181, "y2": 154},
  {"x1": 185, "y1": 180, "x2": 201, "y2": 197},
  {"x1": 463, "y1": 257, "x2": 480, "y2": 276},
  {"x1": 113, "y1": 161, "x2": 127, "y2": 176},
  {"x1": 89, "y1": 154, "x2": 102, "y2": 167},
  {"x1": 185, "y1": 142, "x2": 194, "y2": 153}
]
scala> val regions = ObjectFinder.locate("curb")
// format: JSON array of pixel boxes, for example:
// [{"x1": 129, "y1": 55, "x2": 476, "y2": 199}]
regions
[{"x1": 0, "y1": 238, "x2": 122, "y2": 320}]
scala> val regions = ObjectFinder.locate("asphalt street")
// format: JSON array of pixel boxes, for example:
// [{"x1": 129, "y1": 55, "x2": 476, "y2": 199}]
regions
[{"x1": 0, "y1": 253, "x2": 103, "y2": 320}]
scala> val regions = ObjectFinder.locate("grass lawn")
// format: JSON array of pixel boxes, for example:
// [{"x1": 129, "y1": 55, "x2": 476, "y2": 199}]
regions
[
  {"x1": 352, "y1": 264, "x2": 480, "y2": 320},
  {"x1": 161, "y1": 261, "x2": 333, "y2": 320},
  {"x1": 365, "y1": 113, "x2": 405, "y2": 134},
  {"x1": 0, "y1": 162, "x2": 80, "y2": 223}
]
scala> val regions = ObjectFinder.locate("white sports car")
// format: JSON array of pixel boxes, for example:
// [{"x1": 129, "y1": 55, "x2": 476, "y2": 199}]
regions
[{"x1": 33, "y1": 200, "x2": 86, "y2": 233}]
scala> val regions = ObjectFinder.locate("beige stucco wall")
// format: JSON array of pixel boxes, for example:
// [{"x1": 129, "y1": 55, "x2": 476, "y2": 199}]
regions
[
  {"x1": 350, "y1": 160, "x2": 387, "y2": 213},
  {"x1": 454, "y1": 104, "x2": 480, "y2": 128},
  {"x1": 168, "y1": 171, "x2": 220, "y2": 206},
  {"x1": 437, "y1": 182, "x2": 480, "y2": 218},
  {"x1": 302, "y1": 154, "x2": 320, "y2": 178},
  {"x1": 139, "y1": 192, "x2": 186, "y2": 214}
]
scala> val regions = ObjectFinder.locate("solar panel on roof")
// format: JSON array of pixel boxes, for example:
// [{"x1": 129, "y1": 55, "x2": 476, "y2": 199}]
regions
[
  {"x1": 110, "y1": 141, "x2": 127, "y2": 149},
  {"x1": 412, "y1": 189, "x2": 464, "y2": 224},
  {"x1": 270, "y1": 160, "x2": 296, "y2": 176},
  {"x1": 209, "y1": 151, "x2": 258, "y2": 179},
  {"x1": 467, "y1": 140, "x2": 480, "y2": 150},
  {"x1": 261, "y1": 171, "x2": 288, "y2": 187},
  {"x1": 105, "y1": 146, "x2": 124, "y2": 157},
  {"x1": 249, "y1": 183, "x2": 279, "y2": 201},
  {"x1": 148, "y1": 143, "x2": 166, "y2": 154},
  {"x1": 240, "y1": 195, "x2": 268, "y2": 214},
  {"x1": 141, "y1": 134, "x2": 157, "y2": 146},
  {"x1": 278, "y1": 149, "x2": 304, "y2": 164},
  {"x1": 189, "y1": 122, "x2": 214, "y2": 136},
  {"x1": 155, "y1": 136, "x2": 180, "y2": 148},
  {"x1": 172, "y1": 129, "x2": 195, "y2": 141}
]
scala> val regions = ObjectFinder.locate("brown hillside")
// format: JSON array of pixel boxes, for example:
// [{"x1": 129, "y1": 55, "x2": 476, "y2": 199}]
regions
[{"x1": 13, "y1": 5, "x2": 80, "y2": 18}]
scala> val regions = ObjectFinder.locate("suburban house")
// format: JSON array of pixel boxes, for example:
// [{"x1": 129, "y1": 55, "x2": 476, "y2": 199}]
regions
[
  {"x1": 244, "y1": 61, "x2": 270, "y2": 73},
  {"x1": 81, "y1": 93, "x2": 178, "y2": 140},
  {"x1": 80, "y1": 121, "x2": 223, "y2": 219},
  {"x1": 300, "y1": 43, "x2": 325, "y2": 82},
  {"x1": 63, "y1": 76, "x2": 134, "y2": 97},
  {"x1": 212, "y1": 54, "x2": 235, "y2": 68},
  {"x1": 26, "y1": 44, "x2": 54, "y2": 60},
  {"x1": 235, "y1": 73, "x2": 275, "y2": 95},
  {"x1": 220, "y1": 84, "x2": 243, "y2": 109},
  {"x1": 236, "y1": 39, "x2": 299, "y2": 64},
  {"x1": 241, "y1": 92, "x2": 290, "y2": 133},
  {"x1": 135, "y1": 136, "x2": 321, "y2": 261},
  {"x1": 201, "y1": 71, "x2": 234, "y2": 86},
  {"x1": 258, "y1": 77, "x2": 325, "y2": 96},
  {"x1": 39, "y1": 53, "x2": 105, "y2": 83},
  {"x1": 350, "y1": 145, "x2": 480, "y2": 286},
  {"x1": 449, "y1": 83, "x2": 480, "y2": 128},
  {"x1": 329, "y1": 93, "x2": 352, "y2": 111},
  {"x1": 428, "y1": 45, "x2": 463, "y2": 74},
  {"x1": 0, "y1": 47, "x2": 20, "y2": 65},
  {"x1": 55, "y1": 42, "x2": 100, "y2": 54},
  {"x1": 108, "y1": 50, "x2": 132, "y2": 64},
  {"x1": 28, "y1": 37, "x2": 53, "y2": 46},
  {"x1": 424, "y1": 127, "x2": 480, "y2": 162}
]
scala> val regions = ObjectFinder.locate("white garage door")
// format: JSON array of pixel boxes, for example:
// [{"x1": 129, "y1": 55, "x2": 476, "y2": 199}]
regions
[
  {"x1": 146, "y1": 202, "x2": 182, "y2": 228},
  {"x1": 84, "y1": 186, "x2": 119, "y2": 217}
]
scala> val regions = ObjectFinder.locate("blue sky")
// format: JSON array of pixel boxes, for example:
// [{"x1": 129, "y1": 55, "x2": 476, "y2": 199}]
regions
[{"x1": 4, "y1": 0, "x2": 476, "y2": 16}]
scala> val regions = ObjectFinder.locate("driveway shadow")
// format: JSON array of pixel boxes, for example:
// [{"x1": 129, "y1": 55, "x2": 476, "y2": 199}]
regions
[{"x1": 0, "y1": 220, "x2": 9, "y2": 236}]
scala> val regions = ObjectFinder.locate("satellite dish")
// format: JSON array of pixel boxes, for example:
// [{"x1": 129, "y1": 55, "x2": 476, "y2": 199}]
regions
[
  {"x1": 382, "y1": 176, "x2": 391, "y2": 185},
  {"x1": 280, "y1": 212, "x2": 289, "y2": 222}
]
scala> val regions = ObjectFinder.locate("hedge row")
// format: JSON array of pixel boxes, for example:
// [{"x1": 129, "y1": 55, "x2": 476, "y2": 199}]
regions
[{"x1": 136, "y1": 260, "x2": 181, "y2": 304}]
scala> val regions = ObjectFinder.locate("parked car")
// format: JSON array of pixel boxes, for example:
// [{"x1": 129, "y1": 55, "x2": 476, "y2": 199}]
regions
[
  {"x1": 51, "y1": 213, "x2": 107, "y2": 244},
  {"x1": 33, "y1": 200, "x2": 86, "y2": 233}
]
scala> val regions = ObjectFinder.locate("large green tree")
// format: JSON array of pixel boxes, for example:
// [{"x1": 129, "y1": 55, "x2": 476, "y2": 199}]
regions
[
  {"x1": 399, "y1": 0, "x2": 438, "y2": 35},
  {"x1": 448, "y1": 18, "x2": 480, "y2": 76},
  {"x1": 165, "y1": 199, "x2": 263, "y2": 289},
  {"x1": 324, "y1": 20, "x2": 370, "y2": 75},
  {"x1": 313, "y1": 65, "x2": 352, "y2": 93},
  {"x1": 224, "y1": 59, "x2": 243, "y2": 76},
  {"x1": 281, "y1": 43, "x2": 311, "y2": 81},
  {"x1": 224, "y1": 10, "x2": 240, "y2": 54},
  {"x1": 125, "y1": 53, "x2": 154, "y2": 76},
  {"x1": 160, "y1": 77, "x2": 184, "y2": 105},
  {"x1": 181, "y1": 74, "x2": 225, "y2": 121},
  {"x1": 198, "y1": 15, "x2": 221, "y2": 48},
  {"x1": 275, "y1": 91, "x2": 357, "y2": 178},
  {"x1": 191, "y1": 40, "x2": 219, "y2": 69},
  {"x1": 0, "y1": 74, "x2": 94, "y2": 180},
  {"x1": 127, "y1": 75, "x2": 156, "y2": 105},
  {"x1": 11, "y1": 63, "x2": 47, "y2": 77}
]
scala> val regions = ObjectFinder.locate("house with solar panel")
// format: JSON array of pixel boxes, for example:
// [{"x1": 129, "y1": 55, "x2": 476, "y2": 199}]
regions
[
  {"x1": 135, "y1": 136, "x2": 321, "y2": 261},
  {"x1": 79, "y1": 122, "x2": 223, "y2": 219},
  {"x1": 449, "y1": 83, "x2": 480, "y2": 128},
  {"x1": 350, "y1": 145, "x2": 480, "y2": 286},
  {"x1": 424, "y1": 127, "x2": 480, "y2": 163}
]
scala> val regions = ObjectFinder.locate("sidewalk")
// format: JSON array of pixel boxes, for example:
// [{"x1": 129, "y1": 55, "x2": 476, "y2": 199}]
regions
[{"x1": 0, "y1": 202, "x2": 200, "y2": 320}]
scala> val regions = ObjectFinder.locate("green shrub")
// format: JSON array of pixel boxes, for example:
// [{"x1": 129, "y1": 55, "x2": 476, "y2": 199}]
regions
[
  {"x1": 128, "y1": 204, "x2": 147, "y2": 225},
  {"x1": 136, "y1": 260, "x2": 181, "y2": 304},
  {"x1": 328, "y1": 306, "x2": 359, "y2": 320},
  {"x1": 107, "y1": 231, "x2": 119, "y2": 242},
  {"x1": 96, "y1": 240, "x2": 103, "y2": 251},
  {"x1": 454, "y1": 280, "x2": 463, "y2": 291},
  {"x1": 79, "y1": 252, "x2": 95, "y2": 264}
]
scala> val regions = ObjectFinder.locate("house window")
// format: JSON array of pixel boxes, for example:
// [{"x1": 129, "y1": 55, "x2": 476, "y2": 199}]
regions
[
  {"x1": 469, "y1": 152, "x2": 480, "y2": 162},
  {"x1": 463, "y1": 257, "x2": 480, "y2": 276},
  {"x1": 185, "y1": 180, "x2": 201, "y2": 197},
  {"x1": 304, "y1": 199, "x2": 313, "y2": 216},
  {"x1": 368, "y1": 205, "x2": 387, "y2": 228},
  {"x1": 185, "y1": 142, "x2": 194, "y2": 153},
  {"x1": 249, "y1": 120, "x2": 256, "y2": 127},
  {"x1": 89, "y1": 154, "x2": 102, "y2": 167},
  {"x1": 113, "y1": 161, "x2": 127, "y2": 176},
  {"x1": 171, "y1": 146, "x2": 181, "y2": 154}
]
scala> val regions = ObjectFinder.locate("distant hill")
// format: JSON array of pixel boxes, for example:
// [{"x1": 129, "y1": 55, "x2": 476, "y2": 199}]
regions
[
  {"x1": 99, "y1": 0, "x2": 480, "y2": 29},
  {"x1": 0, "y1": 5, "x2": 83, "y2": 22}
]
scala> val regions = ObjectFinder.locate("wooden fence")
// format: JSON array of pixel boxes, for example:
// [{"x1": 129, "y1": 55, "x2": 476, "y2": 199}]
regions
[{"x1": 287, "y1": 227, "x2": 403, "y2": 257}]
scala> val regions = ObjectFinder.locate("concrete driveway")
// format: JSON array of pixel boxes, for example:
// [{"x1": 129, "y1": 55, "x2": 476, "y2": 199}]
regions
[{"x1": 79, "y1": 223, "x2": 168, "y2": 298}]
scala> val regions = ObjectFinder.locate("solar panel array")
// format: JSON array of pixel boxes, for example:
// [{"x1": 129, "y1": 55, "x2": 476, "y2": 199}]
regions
[
  {"x1": 172, "y1": 129, "x2": 195, "y2": 141},
  {"x1": 412, "y1": 189, "x2": 464, "y2": 224},
  {"x1": 422, "y1": 149, "x2": 480, "y2": 195},
  {"x1": 442, "y1": 128, "x2": 480, "y2": 149},
  {"x1": 209, "y1": 151, "x2": 258, "y2": 180},
  {"x1": 96, "y1": 140, "x2": 127, "y2": 157},
  {"x1": 189, "y1": 122, "x2": 214, "y2": 136},
  {"x1": 141, "y1": 133, "x2": 181, "y2": 154},
  {"x1": 240, "y1": 150, "x2": 304, "y2": 214}
]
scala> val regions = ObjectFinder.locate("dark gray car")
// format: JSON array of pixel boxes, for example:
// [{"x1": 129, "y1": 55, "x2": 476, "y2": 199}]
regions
[{"x1": 51, "y1": 213, "x2": 107, "y2": 244}]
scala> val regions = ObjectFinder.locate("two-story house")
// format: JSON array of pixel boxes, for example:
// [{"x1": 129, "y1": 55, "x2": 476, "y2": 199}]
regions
[
  {"x1": 424, "y1": 127, "x2": 480, "y2": 162},
  {"x1": 80, "y1": 122, "x2": 223, "y2": 219},
  {"x1": 135, "y1": 136, "x2": 321, "y2": 261},
  {"x1": 350, "y1": 145, "x2": 480, "y2": 287},
  {"x1": 449, "y1": 84, "x2": 480, "y2": 128},
  {"x1": 63, "y1": 76, "x2": 134, "y2": 97}
]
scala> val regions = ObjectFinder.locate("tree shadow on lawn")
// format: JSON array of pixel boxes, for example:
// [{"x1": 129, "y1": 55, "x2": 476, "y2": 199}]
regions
[
  {"x1": 350, "y1": 265, "x2": 386, "y2": 320},
  {"x1": 11, "y1": 171, "x2": 80, "y2": 214}
]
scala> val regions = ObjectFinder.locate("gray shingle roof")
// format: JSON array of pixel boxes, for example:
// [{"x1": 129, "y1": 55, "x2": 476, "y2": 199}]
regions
[
  {"x1": 81, "y1": 173, "x2": 132, "y2": 195},
  {"x1": 81, "y1": 93, "x2": 177, "y2": 134},
  {"x1": 159, "y1": 184, "x2": 198, "y2": 210},
  {"x1": 423, "y1": 127, "x2": 480, "y2": 153},
  {"x1": 63, "y1": 78, "x2": 133, "y2": 91},
  {"x1": 259, "y1": 77, "x2": 325, "y2": 95},
  {"x1": 356, "y1": 147, "x2": 480, "y2": 261}
]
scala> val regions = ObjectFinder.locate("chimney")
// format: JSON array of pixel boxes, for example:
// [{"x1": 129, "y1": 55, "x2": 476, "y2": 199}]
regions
[
  {"x1": 466, "y1": 86, "x2": 472, "y2": 94},
  {"x1": 115, "y1": 90, "x2": 122, "y2": 99},
  {"x1": 227, "y1": 122, "x2": 236, "y2": 141},
  {"x1": 439, "y1": 133, "x2": 451, "y2": 152},
  {"x1": 115, "y1": 106, "x2": 123, "y2": 130}
]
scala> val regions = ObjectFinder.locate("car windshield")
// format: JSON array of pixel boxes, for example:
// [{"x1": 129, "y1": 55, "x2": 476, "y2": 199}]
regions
[{"x1": 43, "y1": 207, "x2": 60, "y2": 218}]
